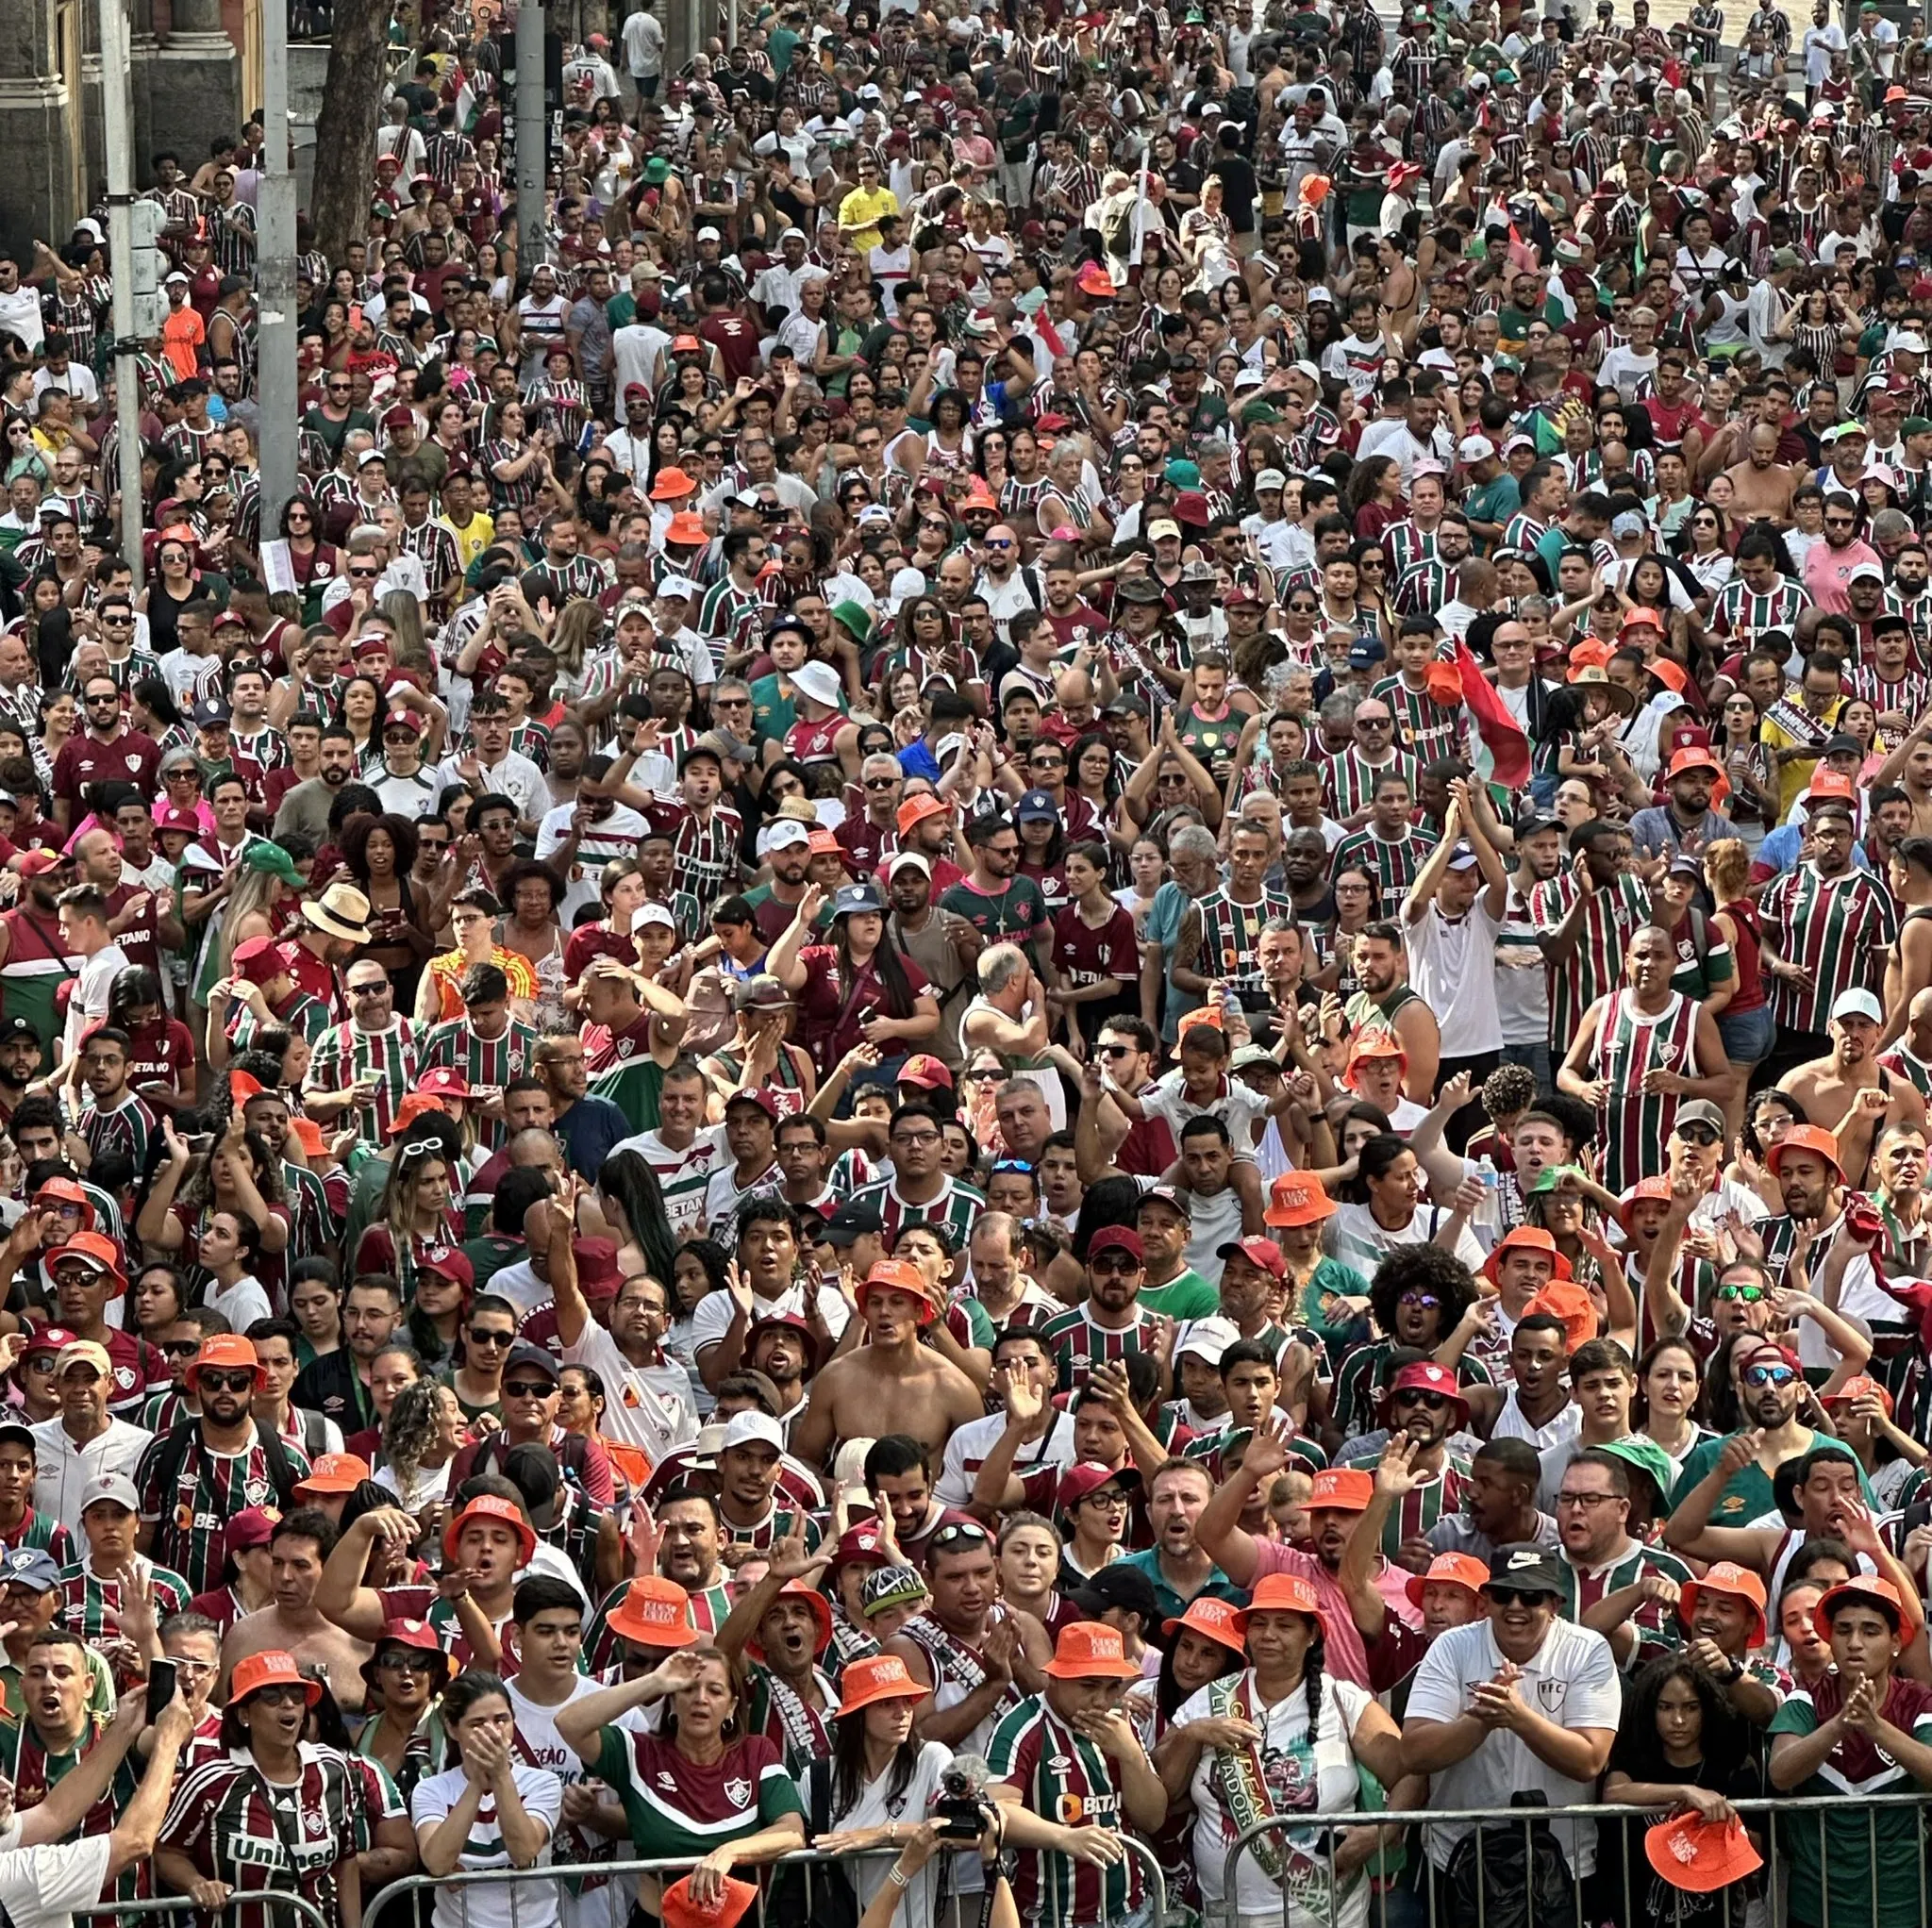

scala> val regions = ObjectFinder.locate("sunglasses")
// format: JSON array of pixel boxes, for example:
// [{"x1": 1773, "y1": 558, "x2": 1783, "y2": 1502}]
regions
[
  {"x1": 929, "y1": 1522, "x2": 991, "y2": 1552},
  {"x1": 378, "y1": 1651, "x2": 439, "y2": 1674},
  {"x1": 468, "y1": 1327, "x2": 515, "y2": 1348},
  {"x1": 249, "y1": 1682, "x2": 311, "y2": 1706},
  {"x1": 1717, "y1": 1283, "x2": 1765, "y2": 1304},
  {"x1": 161, "y1": 1338, "x2": 202, "y2": 1358},
  {"x1": 198, "y1": 1369, "x2": 258, "y2": 1393},
  {"x1": 504, "y1": 1379, "x2": 554, "y2": 1398},
  {"x1": 1743, "y1": 1362, "x2": 1796, "y2": 1388},
  {"x1": 1090, "y1": 1254, "x2": 1141, "y2": 1274},
  {"x1": 1484, "y1": 1587, "x2": 1551, "y2": 1609},
  {"x1": 1394, "y1": 1388, "x2": 1451, "y2": 1410},
  {"x1": 1676, "y1": 1122, "x2": 1722, "y2": 1146}
]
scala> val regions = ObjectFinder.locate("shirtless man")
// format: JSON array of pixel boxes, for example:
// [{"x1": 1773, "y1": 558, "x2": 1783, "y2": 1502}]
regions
[
  {"x1": 791, "y1": 1258, "x2": 985, "y2": 1468},
  {"x1": 1723, "y1": 423, "x2": 1800, "y2": 526},
  {"x1": 1779, "y1": 988, "x2": 1928, "y2": 1188},
  {"x1": 220, "y1": 1504, "x2": 375, "y2": 1709}
]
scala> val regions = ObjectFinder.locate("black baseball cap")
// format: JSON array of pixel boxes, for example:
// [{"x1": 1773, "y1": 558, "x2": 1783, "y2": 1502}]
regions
[{"x1": 824, "y1": 1202, "x2": 886, "y2": 1247}]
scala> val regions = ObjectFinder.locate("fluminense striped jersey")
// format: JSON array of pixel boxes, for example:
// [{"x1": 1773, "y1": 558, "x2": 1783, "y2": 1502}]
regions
[
  {"x1": 1331, "y1": 824, "x2": 1441, "y2": 903},
  {"x1": 1331, "y1": 1341, "x2": 1494, "y2": 1440},
  {"x1": 986, "y1": 1696, "x2": 1148, "y2": 1928},
  {"x1": 1710, "y1": 574, "x2": 1812, "y2": 645},
  {"x1": 1880, "y1": 1042, "x2": 1932, "y2": 1097},
  {"x1": 698, "y1": 574, "x2": 764, "y2": 640},
  {"x1": 848, "y1": 1172, "x2": 986, "y2": 1248},
  {"x1": 1038, "y1": 1304, "x2": 1163, "y2": 1394},
  {"x1": 1886, "y1": 587, "x2": 1932, "y2": 648},
  {"x1": 1189, "y1": 886, "x2": 1296, "y2": 998},
  {"x1": 1588, "y1": 989, "x2": 1704, "y2": 1193},
  {"x1": 1382, "y1": 519, "x2": 1441, "y2": 578},
  {"x1": 56, "y1": 1554, "x2": 191, "y2": 1641},
  {"x1": 0, "y1": 1507, "x2": 73, "y2": 1568},
  {"x1": 1361, "y1": 1457, "x2": 1474, "y2": 1558},
  {"x1": 136, "y1": 1429, "x2": 310, "y2": 1593},
  {"x1": 77, "y1": 1091, "x2": 157, "y2": 1176},
  {"x1": 1323, "y1": 745, "x2": 1419, "y2": 823},
  {"x1": 1526, "y1": 870, "x2": 1654, "y2": 1056},
  {"x1": 1760, "y1": 865, "x2": 1899, "y2": 1035},
  {"x1": 1847, "y1": 662, "x2": 1932, "y2": 724},
  {"x1": 1552, "y1": 1540, "x2": 1694, "y2": 1660},
  {"x1": 308, "y1": 1018, "x2": 421, "y2": 1143},
  {"x1": 652, "y1": 800, "x2": 744, "y2": 912},
  {"x1": 1501, "y1": 510, "x2": 1549, "y2": 553},
  {"x1": 3, "y1": 1707, "x2": 147, "y2": 1898},
  {"x1": 159, "y1": 1741, "x2": 373, "y2": 1928},
  {"x1": 419, "y1": 1016, "x2": 541, "y2": 1152}
]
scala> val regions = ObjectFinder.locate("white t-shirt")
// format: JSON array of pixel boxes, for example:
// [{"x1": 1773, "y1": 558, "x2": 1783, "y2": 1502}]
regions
[
  {"x1": 412, "y1": 1762, "x2": 564, "y2": 1928},
  {"x1": 207, "y1": 1272, "x2": 275, "y2": 1334},
  {"x1": 823, "y1": 1739, "x2": 953, "y2": 1927},
  {"x1": 1177, "y1": 1670, "x2": 1377, "y2": 1928},
  {"x1": 1329, "y1": 1202, "x2": 1485, "y2": 1277},
  {"x1": 1406, "y1": 899, "x2": 1504, "y2": 1057},
  {"x1": 0, "y1": 287, "x2": 45, "y2": 354},
  {"x1": 63, "y1": 942, "x2": 129, "y2": 1062},
  {"x1": 0, "y1": 1823, "x2": 111, "y2": 1928},
  {"x1": 622, "y1": 8, "x2": 664, "y2": 75},
  {"x1": 687, "y1": 1276, "x2": 852, "y2": 1360},
  {"x1": 559, "y1": 1317, "x2": 699, "y2": 1464},
  {"x1": 935, "y1": 1406, "x2": 1080, "y2": 1509},
  {"x1": 1404, "y1": 1616, "x2": 1622, "y2": 1873}
]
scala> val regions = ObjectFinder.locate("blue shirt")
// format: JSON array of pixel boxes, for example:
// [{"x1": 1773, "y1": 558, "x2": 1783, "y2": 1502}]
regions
[
  {"x1": 556, "y1": 1093, "x2": 636, "y2": 1180},
  {"x1": 1754, "y1": 821, "x2": 1874, "y2": 880},
  {"x1": 1114, "y1": 1547, "x2": 1248, "y2": 1624},
  {"x1": 1146, "y1": 878, "x2": 1201, "y2": 1045}
]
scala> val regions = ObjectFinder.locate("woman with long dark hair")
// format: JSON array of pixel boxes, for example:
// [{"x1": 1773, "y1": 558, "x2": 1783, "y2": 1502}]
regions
[
  {"x1": 277, "y1": 495, "x2": 338, "y2": 625},
  {"x1": 341, "y1": 812, "x2": 433, "y2": 1009},
  {"x1": 768, "y1": 880, "x2": 940, "y2": 1080},
  {"x1": 412, "y1": 1669, "x2": 562, "y2": 1928},
  {"x1": 1157, "y1": 1573, "x2": 1403, "y2": 1928},
  {"x1": 591, "y1": 1147, "x2": 679, "y2": 1288},
  {"x1": 1600, "y1": 1651, "x2": 1763, "y2": 1928}
]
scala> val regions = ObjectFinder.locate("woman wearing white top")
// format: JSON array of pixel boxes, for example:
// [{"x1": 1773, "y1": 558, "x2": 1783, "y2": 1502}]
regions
[
  {"x1": 1156, "y1": 1571, "x2": 1405, "y2": 1928},
  {"x1": 412, "y1": 1670, "x2": 563, "y2": 1928}
]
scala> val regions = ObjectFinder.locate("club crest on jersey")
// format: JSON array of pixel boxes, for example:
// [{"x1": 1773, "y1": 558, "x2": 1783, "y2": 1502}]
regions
[
  {"x1": 115, "y1": 1366, "x2": 136, "y2": 1389},
  {"x1": 656, "y1": 1771, "x2": 678, "y2": 1790},
  {"x1": 245, "y1": 1477, "x2": 273, "y2": 1505},
  {"x1": 725, "y1": 1776, "x2": 753, "y2": 1808},
  {"x1": 617, "y1": 1038, "x2": 635, "y2": 1059},
  {"x1": 1536, "y1": 1675, "x2": 1568, "y2": 1712}
]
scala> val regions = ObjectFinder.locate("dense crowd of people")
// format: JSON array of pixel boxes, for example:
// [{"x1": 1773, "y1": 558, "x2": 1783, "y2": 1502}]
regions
[{"x1": 13, "y1": 0, "x2": 1932, "y2": 1926}]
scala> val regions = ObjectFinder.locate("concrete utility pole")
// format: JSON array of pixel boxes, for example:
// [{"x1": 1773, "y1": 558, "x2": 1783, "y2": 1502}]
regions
[
  {"x1": 98, "y1": 0, "x2": 154, "y2": 593},
  {"x1": 258, "y1": 0, "x2": 298, "y2": 533},
  {"x1": 516, "y1": 0, "x2": 548, "y2": 267}
]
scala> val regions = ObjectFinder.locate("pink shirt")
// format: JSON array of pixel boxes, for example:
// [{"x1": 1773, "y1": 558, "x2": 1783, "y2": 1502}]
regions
[
  {"x1": 1248, "y1": 1539, "x2": 1420, "y2": 1687},
  {"x1": 1801, "y1": 535, "x2": 1883, "y2": 614}
]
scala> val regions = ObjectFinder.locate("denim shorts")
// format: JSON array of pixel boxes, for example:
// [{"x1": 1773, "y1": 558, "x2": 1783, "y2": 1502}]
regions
[{"x1": 1718, "y1": 1004, "x2": 1776, "y2": 1068}]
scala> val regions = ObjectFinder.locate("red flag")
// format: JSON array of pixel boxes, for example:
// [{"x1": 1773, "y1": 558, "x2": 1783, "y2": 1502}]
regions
[{"x1": 1453, "y1": 638, "x2": 1533, "y2": 790}]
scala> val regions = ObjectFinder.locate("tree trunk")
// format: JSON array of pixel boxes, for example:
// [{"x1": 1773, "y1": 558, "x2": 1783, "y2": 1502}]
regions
[{"x1": 308, "y1": 0, "x2": 391, "y2": 269}]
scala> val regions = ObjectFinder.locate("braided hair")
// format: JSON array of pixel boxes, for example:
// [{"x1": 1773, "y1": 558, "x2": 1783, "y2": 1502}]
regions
[{"x1": 1301, "y1": 1631, "x2": 1328, "y2": 1750}]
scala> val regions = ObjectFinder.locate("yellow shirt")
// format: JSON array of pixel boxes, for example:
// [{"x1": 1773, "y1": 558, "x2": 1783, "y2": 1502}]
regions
[
  {"x1": 1761, "y1": 693, "x2": 1845, "y2": 817},
  {"x1": 426, "y1": 944, "x2": 537, "y2": 1022},
  {"x1": 438, "y1": 509, "x2": 496, "y2": 574},
  {"x1": 837, "y1": 185, "x2": 899, "y2": 252}
]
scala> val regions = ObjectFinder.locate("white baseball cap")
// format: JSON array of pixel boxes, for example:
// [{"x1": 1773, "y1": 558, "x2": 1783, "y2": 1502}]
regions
[
  {"x1": 1833, "y1": 988, "x2": 1884, "y2": 1024},
  {"x1": 632, "y1": 903, "x2": 676, "y2": 933},
  {"x1": 722, "y1": 1410, "x2": 785, "y2": 1454},
  {"x1": 1457, "y1": 434, "x2": 1498, "y2": 462},
  {"x1": 888, "y1": 851, "x2": 932, "y2": 878},
  {"x1": 1254, "y1": 468, "x2": 1288, "y2": 491},
  {"x1": 758, "y1": 818, "x2": 812, "y2": 856}
]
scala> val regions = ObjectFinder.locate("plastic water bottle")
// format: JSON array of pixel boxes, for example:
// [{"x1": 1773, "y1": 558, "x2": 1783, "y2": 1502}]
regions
[{"x1": 1474, "y1": 1155, "x2": 1501, "y2": 1238}]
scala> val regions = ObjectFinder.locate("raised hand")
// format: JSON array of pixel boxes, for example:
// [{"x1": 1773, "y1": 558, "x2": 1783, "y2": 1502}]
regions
[
  {"x1": 626, "y1": 1503, "x2": 662, "y2": 1578},
  {"x1": 725, "y1": 1258, "x2": 755, "y2": 1321},
  {"x1": 1374, "y1": 1436, "x2": 1424, "y2": 1496},
  {"x1": 1001, "y1": 1360, "x2": 1043, "y2": 1428}
]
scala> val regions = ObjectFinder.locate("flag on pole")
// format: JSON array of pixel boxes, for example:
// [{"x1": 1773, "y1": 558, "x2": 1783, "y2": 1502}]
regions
[{"x1": 1453, "y1": 637, "x2": 1532, "y2": 790}]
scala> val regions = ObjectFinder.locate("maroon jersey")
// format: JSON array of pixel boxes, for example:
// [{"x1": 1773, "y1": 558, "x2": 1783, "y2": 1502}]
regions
[
  {"x1": 52, "y1": 729, "x2": 163, "y2": 807},
  {"x1": 1050, "y1": 900, "x2": 1139, "y2": 993}
]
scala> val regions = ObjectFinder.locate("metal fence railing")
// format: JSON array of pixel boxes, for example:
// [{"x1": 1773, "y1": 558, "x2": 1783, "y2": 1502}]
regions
[
  {"x1": 78, "y1": 1898, "x2": 334, "y2": 1928},
  {"x1": 362, "y1": 1835, "x2": 1170, "y2": 1928},
  {"x1": 1214, "y1": 1791, "x2": 1932, "y2": 1928}
]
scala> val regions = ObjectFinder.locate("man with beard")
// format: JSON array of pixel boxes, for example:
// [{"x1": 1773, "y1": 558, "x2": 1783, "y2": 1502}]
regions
[
  {"x1": 884, "y1": 851, "x2": 970, "y2": 1062},
  {"x1": 1036, "y1": 1226, "x2": 1165, "y2": 1395},
  {"x1": 711, "y1": 1408, "x2": 823, "y2": 1554},
  {"x1": 744, "y1": 1313, "x2": 813, "y2": 1437},
  {"x1": 1195, "y1": 1457, "x2": 1400, "y2": 1687},
  {"x1": 586, "y1": 1484, "x2": 735, "y2": 1668},
  {"x1": 1673, "y1": 1561, "x2": 1782, "y2": 1725},
  {"x1": 134, "y1": 1335, "x2": 305, "y2": 1593},
  {"x1": 1760, "y1": 804, "x2": 1898, "y2": 1082},
  {"x1": 941, "y1": 812, "x2": 1053, "y2": 965},
  {"x1": 742, "y1": 816, "x2": 814, "y2": 945},
  {"x1": 1338, "y1": 1360, "x2": 1475, "y2": 1564},
  {"x1": 1669, "y1": 1433, "x2": 1920, "y2": 1615},
  {"x1": 534, "y1": 1031, "x2": 632, "y2": 1180},
  {"x1": 1113, "y1": 1457, "x2": 1242, "y2": 1621},
  {"x1": 1342, "y1": 922, "x2": 1441, "y2": 1103},
  {"x1": 1781, "y1": 988, "x2": 1928, "y2": 1188},
  {"x1": 1630, "y1": 745, "x2": 1737, "y2": 860},
  {"x1": 218, "y1": 1505, "x2": 372, "y2": 1706},
  {"x1": 1670, "y1": 1326, "x2": 1839, "y2": 1527},
  {"x1": 290, "y1": 1276, "x2": 401, "y2": 1440},
  {"x1": 791, "y1": 1259, "x2": 982, "y2": 1469},
  {"x1": 0, "y1": 1015, "x2": 41, "y2": 1128},
  {"x1": 1548, "y1": 1447, "x2": 1692, "y2": 1668},
  {"x1": 0, "y1": 852, "x2": 76, "y2": 1068},
  {"x1": 892, "y1": 791, "x2": 965, "y2": 893}
]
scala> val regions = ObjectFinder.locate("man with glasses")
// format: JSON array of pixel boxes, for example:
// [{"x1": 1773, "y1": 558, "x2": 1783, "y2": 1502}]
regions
[
  {"x1": 132, "y1": 1333, "x2": 303, "y2": 1593},
  {"x1": 291, "y1": 1276, "x2": 401, "y2": 1441},
  {"x1": 51, "y1": 677, "x2": 159, "y2": 834},
  {"x1": 1324, "y1": 697, "x2": 1417, "y2": 828},
  {"x1": 306, "y1": 958, "x2": 420, "y2": 1144},
  {"x1": 941, "y1": 814, "x2": 1053, "y2": 970}
]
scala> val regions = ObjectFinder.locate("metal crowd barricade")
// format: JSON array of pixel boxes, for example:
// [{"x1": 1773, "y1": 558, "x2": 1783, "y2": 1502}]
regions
[
  {"x1": 364, "y1": 1833, "x2": 1167, "y2": 1928},
  {"x1": 1214, "y1": 1791, "x2": 1932, "y2": 1928},
  {"x1": 79, "y1": 1898, "x2": 335, "y2": 1928}
]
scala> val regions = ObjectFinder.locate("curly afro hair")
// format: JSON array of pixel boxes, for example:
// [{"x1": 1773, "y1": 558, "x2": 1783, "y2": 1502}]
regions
[{"x1": 1368, "y1": 1243, "x2": 1481, "y2": 1340}]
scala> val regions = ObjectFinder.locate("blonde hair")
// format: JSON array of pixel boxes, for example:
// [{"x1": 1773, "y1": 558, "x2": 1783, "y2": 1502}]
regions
[{"x1": 1704, "y1": 836, "x2": 1752, "y2": 901}]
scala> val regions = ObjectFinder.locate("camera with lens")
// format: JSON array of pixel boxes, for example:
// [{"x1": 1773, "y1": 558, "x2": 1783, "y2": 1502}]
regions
[{"x1": 932, "y1": 1758, "x2": 1000, "y2": 1844}]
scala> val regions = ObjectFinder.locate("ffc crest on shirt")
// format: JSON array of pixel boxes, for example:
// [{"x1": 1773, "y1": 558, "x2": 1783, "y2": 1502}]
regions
[{"x1": 1537, "y1": 1675, "x2": 1569, "y2": 1712}]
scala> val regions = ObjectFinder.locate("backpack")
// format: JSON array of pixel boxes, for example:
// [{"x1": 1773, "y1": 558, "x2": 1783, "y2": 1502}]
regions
[
  {"x1": 766, "y1": 1758, "x2": 860, "y2": 1928},
  {"x1": 140, "y1": 1414, "x2": 303, "y2": 1546},
  {"x1": 1443, "y1": 1795, "x2": 1575, "y2": 1928}
]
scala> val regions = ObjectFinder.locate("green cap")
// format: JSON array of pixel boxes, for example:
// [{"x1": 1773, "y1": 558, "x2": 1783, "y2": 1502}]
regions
[
  {"x1": 830, "y1": 599, "x2": 874, "y2": 644},
  {"x1": 1594, "y1": 1436, "x2": 1674, "y2": 1505},
  {"x1": 1906, "y1": 416, "x2": 1932, "y2": 437},
  {"x1": 1494, "y1": 353, "x2": 1523, "y2": 373},
  {"x1": 244, "y1": 842, "x2": 302, "y2": 886},
  {"x1": 1528, "y1": 1163, "x2": 1589, "y2": 1195},
  {"x1": 1165, "y1": 458, "x2": 1203, "y2": 490}
]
